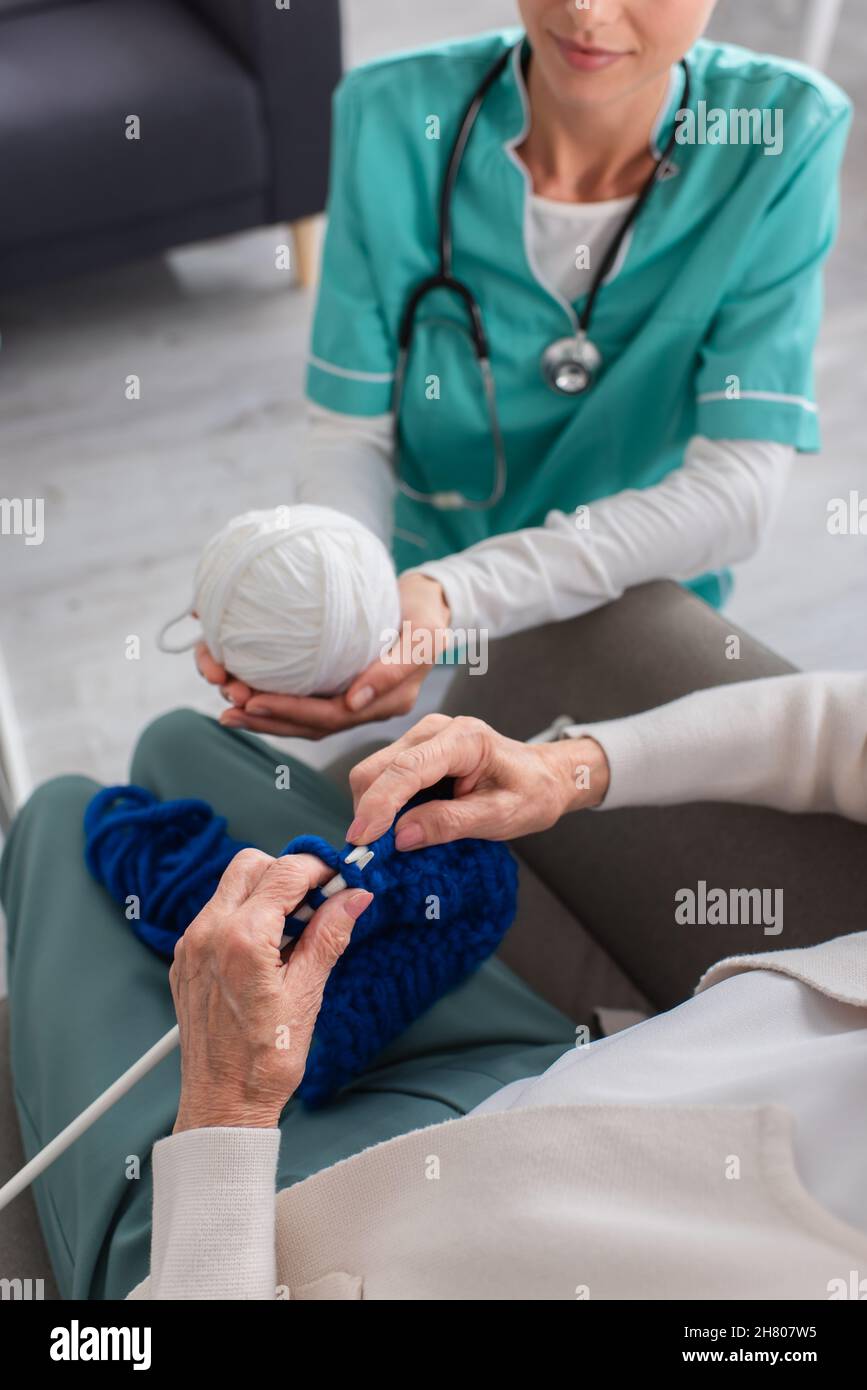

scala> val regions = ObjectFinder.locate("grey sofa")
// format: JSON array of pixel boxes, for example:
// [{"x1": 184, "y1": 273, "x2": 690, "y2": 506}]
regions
[
  {"x1": 3, "y1": 580, "x2": 866, "y2": 1298},
  {"x1": 0, "y1": 0, "x2": 342, "y2": 290}
]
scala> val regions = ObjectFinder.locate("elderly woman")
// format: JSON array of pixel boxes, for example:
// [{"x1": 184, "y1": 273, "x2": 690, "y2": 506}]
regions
[{"x1": 3, "y1": 639, "x2": 865, "y2": 1300}]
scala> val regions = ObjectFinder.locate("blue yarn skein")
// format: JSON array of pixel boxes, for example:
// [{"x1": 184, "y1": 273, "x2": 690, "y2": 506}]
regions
[{"x1": 83, "y1": 785, "x2": 518, "y2": 1106}]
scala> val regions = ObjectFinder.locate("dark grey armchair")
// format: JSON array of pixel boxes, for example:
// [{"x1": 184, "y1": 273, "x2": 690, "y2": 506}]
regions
[{"x1": 0, "y1": 0, "x2": 342, "y2": 290}]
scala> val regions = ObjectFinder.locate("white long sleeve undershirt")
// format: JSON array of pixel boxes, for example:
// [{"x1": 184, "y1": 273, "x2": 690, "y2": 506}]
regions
[
  {"x1": 295, "y1": 404, "x2": 396, "y2": 546},
  {"x1": 294, "y1": 407, "x2": 793, "y2": 638},
  {"x1": 414, "y1": 434, "x2": 792, "y2": 636}
]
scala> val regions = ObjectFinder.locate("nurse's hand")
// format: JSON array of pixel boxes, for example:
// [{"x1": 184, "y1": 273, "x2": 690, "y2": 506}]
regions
[
  {"x1": 171, "y1": 849, "x2": 373, "y2": 1132},
  {"x1": 346, "y1": 714, "x2": 610, "y2": 850},
  {"x1": 212, "y1": 573, "x2": 451, "y2": 740}
]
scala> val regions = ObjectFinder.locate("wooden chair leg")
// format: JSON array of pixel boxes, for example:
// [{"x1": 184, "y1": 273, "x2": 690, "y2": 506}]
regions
[{"x1": 289, "y1": 215, "x2": 323, "y2": 289}]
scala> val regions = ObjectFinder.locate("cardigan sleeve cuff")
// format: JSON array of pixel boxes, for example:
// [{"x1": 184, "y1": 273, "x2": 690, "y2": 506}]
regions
[
  {"x1": 561, "y1": 714, "x2": 677, "y2": 811},
  {"x1": 147, "y1": 1127, "x2": 281, "y2": 1300}
]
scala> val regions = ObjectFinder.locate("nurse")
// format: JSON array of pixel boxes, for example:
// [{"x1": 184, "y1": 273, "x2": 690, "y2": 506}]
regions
[{"x1": 203, "y1": 0, "x2": 850, "y2": 738}]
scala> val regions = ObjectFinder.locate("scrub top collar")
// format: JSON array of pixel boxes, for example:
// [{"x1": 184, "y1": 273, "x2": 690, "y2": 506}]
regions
[
  {"x1": 492, "y1": 33, "x2": 689, "y2": 177},
  {"x1": 482, "y1": 34, "x2": 689, "y2": 329}
]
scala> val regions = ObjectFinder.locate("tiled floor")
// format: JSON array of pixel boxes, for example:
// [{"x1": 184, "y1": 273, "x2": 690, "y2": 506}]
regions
[{"x1": 1, "y1": 0, "x2": 865, "y2": 805}]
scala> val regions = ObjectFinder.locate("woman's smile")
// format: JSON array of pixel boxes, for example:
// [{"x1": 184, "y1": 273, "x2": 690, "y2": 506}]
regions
[{"x1": 550, "y1": 31, "x2": 634, "y2": 73}]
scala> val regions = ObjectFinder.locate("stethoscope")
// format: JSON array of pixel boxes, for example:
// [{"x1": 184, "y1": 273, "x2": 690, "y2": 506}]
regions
[{"x1": 393, "y1": 43, "x2": 691, "y2": 512}]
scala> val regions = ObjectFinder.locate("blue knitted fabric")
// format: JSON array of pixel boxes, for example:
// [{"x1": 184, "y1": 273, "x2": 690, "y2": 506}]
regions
[{"x1": 83, "y1": 785, "x2": 518, "y2": 1106}]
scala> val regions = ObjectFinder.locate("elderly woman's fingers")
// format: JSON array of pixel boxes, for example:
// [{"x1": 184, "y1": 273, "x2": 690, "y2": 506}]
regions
[
  {"x1": 207, "y1": 847, "x2": 274, "y2": 910},
  {"x1": 199, "y1": 850, "x2": 330, "y2": 930},
  {"x1": 348, "y1": 713, "x2": 453, "y2": 810},
  {"x1": 246, "y1": 854, "x2": 333, "y2": 930},
  {"x1": 348, "y1": 719, "x2": 489, "y2": 845},
  {"x1": 285, "y1": 888, "x2": 373, "y2": 1006},
  {"x1": 392, "y1": 789, "x2": 513, "y2": 849},
  {"x1": 171, "y1": 872, "x2": 371, "y2": 1133}
]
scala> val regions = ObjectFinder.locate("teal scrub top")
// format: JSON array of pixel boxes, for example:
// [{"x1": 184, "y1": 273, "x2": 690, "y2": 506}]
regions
[{"x1": 306, "y1": 29, "x2": 851, "y2": 604}]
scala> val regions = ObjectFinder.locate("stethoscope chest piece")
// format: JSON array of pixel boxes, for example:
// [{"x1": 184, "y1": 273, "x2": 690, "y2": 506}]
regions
[{"x1": 541, "y1": 332, "x2": 602, "y2": 396}]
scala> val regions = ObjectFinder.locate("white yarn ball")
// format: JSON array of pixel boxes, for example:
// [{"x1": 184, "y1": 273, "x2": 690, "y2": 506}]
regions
[{"x1": 193, "y1": 504, "x2": 401, "y2": 696}]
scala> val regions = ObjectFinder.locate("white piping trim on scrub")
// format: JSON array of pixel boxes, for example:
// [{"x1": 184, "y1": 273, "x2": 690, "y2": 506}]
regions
[
  {"x1": 308, "y1": 354, "x2": 395, "y2": 383},
  {"x1": 697, "y1": 390, "x2": 818, "y2": 413}
]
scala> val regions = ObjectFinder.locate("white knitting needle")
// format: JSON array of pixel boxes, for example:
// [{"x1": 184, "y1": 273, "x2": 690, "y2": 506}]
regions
[
  {"x1": 0, "y1": 1023, "x2": 181, "y2": 1213},
  {"x1": 288, "y1": 844, "x2": 374, "y2": 926},
  {"x1": 0, "y1": 845, "x2": 373, "y2": 1213}
]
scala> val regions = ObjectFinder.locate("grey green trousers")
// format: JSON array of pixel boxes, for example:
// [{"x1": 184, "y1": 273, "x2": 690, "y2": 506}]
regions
[{"x1": 0, "y1": 709, "x2": 575, "y2": 1301}]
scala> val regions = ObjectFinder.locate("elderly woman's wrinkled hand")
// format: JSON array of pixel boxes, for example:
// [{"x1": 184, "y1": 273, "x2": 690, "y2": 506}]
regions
[
  {"x1": 170, "y1": 849, "x2": 372, "y2": 1133},
  {"x1": 346, "y1": 713, "x2": 610, "y2": 851}
]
